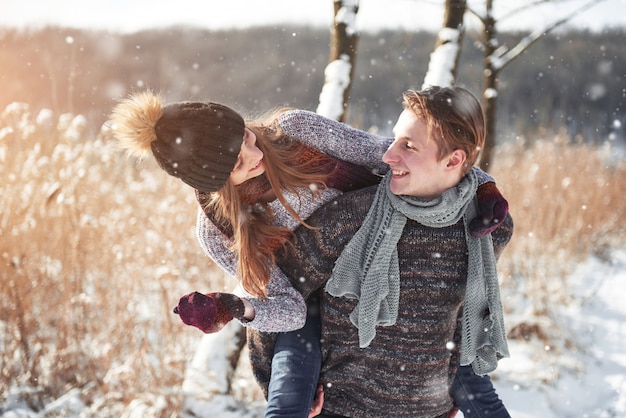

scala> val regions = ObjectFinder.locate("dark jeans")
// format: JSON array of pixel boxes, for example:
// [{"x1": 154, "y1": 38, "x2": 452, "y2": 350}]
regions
[
  {"x1": 264, "y1": 300, "x2": 322, "y2": 418},
  {"x1": 317, "y1": 413, "x2": 448, "y2": 418},
  {"x1": 450, "y1": 365, "x2": 511, "y2": 417}
]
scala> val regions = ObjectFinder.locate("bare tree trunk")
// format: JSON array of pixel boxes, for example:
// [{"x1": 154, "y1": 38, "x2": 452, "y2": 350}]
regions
[
  {"x1": 480, "y1": 0, "x2": 498, "y2": 172},
  {"x1": 316, "y1": 0, "x2": 360, "y2": 122},
  {"x1": 441, "y1": 0, "x2": 466, "y2": 75},
  {"x1": 422, "y1": 0, "x2": 466, "y2": 88}
]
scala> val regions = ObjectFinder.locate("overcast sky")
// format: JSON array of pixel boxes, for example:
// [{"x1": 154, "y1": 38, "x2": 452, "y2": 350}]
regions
[{"x1": 0, "y1": 0, "x2": 624, "y2": 33}]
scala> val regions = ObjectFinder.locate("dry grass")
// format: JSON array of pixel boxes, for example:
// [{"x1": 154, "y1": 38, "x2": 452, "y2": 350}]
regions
[
  {"x1": 0, "y1": 103, "x2": 231, "y2": 415},
  {"x1": 490, "y1": 130, "x2": 626, "y2": 354},
  {"x1": 1, "y1": 104, "x2": 624, "y2": 415}
]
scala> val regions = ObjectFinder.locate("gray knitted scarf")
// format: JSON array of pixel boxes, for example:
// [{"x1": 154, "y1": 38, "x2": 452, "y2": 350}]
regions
[{"x1": 326, "y1": 170, "x2": 509, "y2": 375}]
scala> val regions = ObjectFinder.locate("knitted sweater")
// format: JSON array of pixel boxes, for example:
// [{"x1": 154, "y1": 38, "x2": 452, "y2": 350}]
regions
[
  {"x1": 249, "y1": 186, "x2": 514, "y2": 417},
  {"x1": 195, "y1": 109, "x2": 496, "y2": 332},
  {"x1": 195, "y1": 109, "x2": 389, "y2": 331}
]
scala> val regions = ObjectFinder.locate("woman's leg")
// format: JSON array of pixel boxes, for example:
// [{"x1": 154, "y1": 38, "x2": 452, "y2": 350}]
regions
[
  {"x1": 450, "y1": 365, "x2": 510, "y2": 418},
  {"x1": 264, "y1": 299, "x2": 322, "y2": 418}
]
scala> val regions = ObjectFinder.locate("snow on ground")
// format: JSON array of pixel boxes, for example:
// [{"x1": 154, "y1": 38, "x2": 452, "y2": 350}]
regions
[
  {"x1": 486, "y1": 248, "x2": 626, "y2": 418},
  {"x1": 2, "y1": 249, "x2": 625, "y2": 417}
]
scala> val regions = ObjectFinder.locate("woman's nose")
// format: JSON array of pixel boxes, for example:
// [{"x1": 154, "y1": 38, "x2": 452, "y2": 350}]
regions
[{"x1": 241, "y1": 139, "x2": 262, "y2": 162}]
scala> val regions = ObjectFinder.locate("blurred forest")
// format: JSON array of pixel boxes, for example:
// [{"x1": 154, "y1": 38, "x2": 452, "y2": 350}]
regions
[{"x1": 0, "y1": 25, "x2": 624, "y2": 143}]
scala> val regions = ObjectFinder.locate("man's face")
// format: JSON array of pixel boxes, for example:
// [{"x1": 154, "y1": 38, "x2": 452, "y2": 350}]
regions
[{"x1": 382, "y1": 109, "x2": 451, "y2": 199}]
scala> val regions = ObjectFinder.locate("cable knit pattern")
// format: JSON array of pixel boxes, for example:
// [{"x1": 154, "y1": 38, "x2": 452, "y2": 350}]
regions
[{"x1": 249, "y1": 186, "x2": 514, "y2": 418}]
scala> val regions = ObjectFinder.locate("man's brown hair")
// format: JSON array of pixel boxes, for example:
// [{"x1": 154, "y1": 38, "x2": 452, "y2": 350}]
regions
[{"x1": 402, "y1": 86, "x2": 486, "y2": 173}]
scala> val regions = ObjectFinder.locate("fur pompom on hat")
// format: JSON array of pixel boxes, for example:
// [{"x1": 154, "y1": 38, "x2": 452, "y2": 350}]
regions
[{"x1": 110, "y1": 90, "x2": 245, "y2": 192}]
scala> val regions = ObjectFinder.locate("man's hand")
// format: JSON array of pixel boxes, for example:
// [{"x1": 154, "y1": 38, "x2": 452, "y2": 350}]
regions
[
  {"x1": 470, "y1": 181, "x2": 509, "y2": 237},
  {"x1": 446, "y1": 405, "x2": 459, "y2": 418},
  {"x1": 308, "y1": 384, "x2": 324, "y2": 417},
  {"x1": 173, "y1": 291, "x2": 245, "y2": 333}
]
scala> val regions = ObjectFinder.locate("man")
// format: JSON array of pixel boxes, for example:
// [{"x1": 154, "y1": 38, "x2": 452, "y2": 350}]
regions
[{"x1": 249, "y1": 85, "x2": 514, "y2": 417}]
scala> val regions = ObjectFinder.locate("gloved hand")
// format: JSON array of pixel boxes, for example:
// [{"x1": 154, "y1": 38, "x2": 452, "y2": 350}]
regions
[
  {"x1": 173, "y1": 291, "x2": 245, "y2": 333},
  {"x1": 470, "y1": 181, "x2": 509, "y2": 237}
]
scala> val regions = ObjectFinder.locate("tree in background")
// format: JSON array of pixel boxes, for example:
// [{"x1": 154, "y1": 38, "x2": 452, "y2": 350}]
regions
[
  {"x1": 422, "y1": 0, "x2": 467, "y2": 88},
  {"x1": 468, "y1": 0, "x2": 607, "y2": 170},
  {"x1": 316, "y1": 0, "x2": 360, "y2": 122},
  {"x1": 318, "y1": 0, "x2": 609, "y2": 169}
]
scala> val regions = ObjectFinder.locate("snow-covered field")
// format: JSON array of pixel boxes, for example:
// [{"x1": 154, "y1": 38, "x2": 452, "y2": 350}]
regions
[{"x1": 493, "y1": 248, "x2": 626, "y2": 418}]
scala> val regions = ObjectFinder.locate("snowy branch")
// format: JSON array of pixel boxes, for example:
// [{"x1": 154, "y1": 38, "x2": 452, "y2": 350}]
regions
[{"x1": 491, "y1": 0, "x2": 608, "y2": 71}]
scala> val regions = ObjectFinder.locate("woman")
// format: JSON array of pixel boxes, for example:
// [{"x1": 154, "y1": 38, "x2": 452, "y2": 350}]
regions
[{"x1": 110, "y1": 90, "x2": 509, "y2": 418}]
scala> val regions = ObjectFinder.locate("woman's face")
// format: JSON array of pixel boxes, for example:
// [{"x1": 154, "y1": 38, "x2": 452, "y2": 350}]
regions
[{"x1": 229, "y1": 128, "x2": 265, "y2": 186}]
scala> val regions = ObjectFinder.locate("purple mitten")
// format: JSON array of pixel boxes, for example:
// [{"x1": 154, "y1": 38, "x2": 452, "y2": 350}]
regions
[
  {"x1": 173, "y1": 291, "x2": 245, "y2": 333},
  {"x1": 470, "y1": 182, "x2": 509, "y2": 237}
]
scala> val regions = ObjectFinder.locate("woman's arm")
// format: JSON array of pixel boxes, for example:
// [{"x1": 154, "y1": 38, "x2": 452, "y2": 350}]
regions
[
  {"x1": 195, "y1": 209, "x2": 307, "y2": 332},
  {"x1": 193, "y1": 185, "x2": 342, "y2": 332},
  {"x1": 279, "y1": 111, "x2": 501, "y2": 190},
  {"x1": 278, "y1": 109, "x2": 391, "y2": 175}
]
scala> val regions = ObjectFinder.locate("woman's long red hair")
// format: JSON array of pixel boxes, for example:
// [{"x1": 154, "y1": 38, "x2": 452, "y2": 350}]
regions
[{"x1": 203, "y1": 109, "x2": 335, "y2": 298}]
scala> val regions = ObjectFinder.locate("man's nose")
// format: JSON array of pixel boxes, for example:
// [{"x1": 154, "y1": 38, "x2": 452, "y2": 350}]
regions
[{"x1": 382, "y1": 147, "x2": 397, "y2": 163}]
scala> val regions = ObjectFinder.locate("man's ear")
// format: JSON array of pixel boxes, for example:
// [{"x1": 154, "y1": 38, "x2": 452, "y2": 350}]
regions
[{"x1": 446, "y1": 149, "x2": 467, "y2": 170}]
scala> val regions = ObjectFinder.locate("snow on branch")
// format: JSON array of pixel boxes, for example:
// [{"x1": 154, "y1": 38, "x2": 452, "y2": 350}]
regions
[{"x1": 422, "y1": 28, "x2": 461, "y2": 89}]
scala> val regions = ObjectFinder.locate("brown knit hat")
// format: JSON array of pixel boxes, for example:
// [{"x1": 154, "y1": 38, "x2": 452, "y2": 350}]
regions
[{"x1": 110, "y1": 90, "x2": 245, "y2": 192}]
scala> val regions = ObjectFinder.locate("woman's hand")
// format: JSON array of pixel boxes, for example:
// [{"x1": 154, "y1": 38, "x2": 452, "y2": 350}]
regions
[
  {"x1": 471, "y1": 181, "x2": 509, "y2": 237},
  {"x1": 173, "y1": 291, "x2": 246, "y2": 333}
]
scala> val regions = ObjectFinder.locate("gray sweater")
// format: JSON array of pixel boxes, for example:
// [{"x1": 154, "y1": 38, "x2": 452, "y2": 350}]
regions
[{"x1": 249, "y1": 185, "x2": 514, "y2": 417}]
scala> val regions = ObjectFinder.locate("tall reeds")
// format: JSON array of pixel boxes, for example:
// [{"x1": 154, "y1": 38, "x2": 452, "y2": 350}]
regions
[{"x1": 0, "y1": 103, "x2": 231, "y2": 414}]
